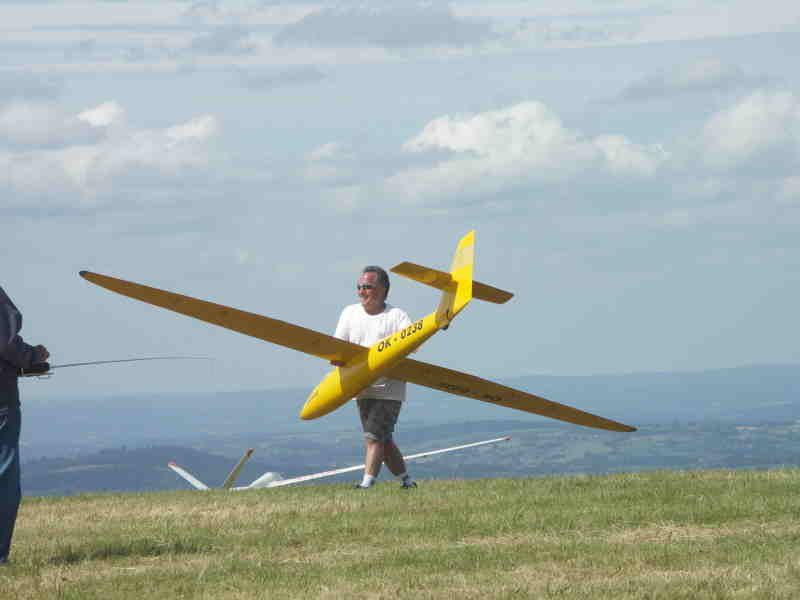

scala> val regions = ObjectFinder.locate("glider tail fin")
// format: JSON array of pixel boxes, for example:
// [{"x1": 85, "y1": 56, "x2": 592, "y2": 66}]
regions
[
  {"x1": 221, "y1": 448, "x2": 255, "y2": 489},
  {"x1": 448, "y1": 230, "x2": 475, "y2": 317},
  {"x1": 434, "y1": 230, "x2": 474, "y2": 326},
  {"x1": 390, "y1": 234, "x2": 513, "y2": 315}
]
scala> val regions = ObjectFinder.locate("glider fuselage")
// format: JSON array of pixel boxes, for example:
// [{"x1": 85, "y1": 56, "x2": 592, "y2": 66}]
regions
[
  {"x1": 300, "y1": 312, "x2": 437, "y2": 419},
  {"x1": 301, "y1": 231, "x2": 474, "y2": 419}
]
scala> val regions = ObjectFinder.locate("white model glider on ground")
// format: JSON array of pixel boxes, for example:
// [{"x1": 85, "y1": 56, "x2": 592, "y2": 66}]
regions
[{"x1": 168, "y1": 436, "x2": 511, "y2": 490}]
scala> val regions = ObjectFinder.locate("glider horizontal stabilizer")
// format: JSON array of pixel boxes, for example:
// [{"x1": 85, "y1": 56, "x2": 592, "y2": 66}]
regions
[{"x1": 391, "y1": 262, "x2": 513, "y2": 304}]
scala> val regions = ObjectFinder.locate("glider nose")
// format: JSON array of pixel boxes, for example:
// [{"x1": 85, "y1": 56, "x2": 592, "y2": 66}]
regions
[
  {"x1": 300, "y1": 371, "x2": 349, "y2": 420},
  {"x1": 300, "y1": 387, "x2": 324, "y2": 420}
]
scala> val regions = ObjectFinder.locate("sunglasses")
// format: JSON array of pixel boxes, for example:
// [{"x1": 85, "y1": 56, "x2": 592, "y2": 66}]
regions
[{"x1": 357, "y1": 284, "x2": 377, "y2": 290}]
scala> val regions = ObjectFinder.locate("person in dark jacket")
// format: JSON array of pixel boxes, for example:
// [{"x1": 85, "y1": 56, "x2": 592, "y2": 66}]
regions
[{"x1": 1, "y1": 285, "x2": 49, "y2": 565}]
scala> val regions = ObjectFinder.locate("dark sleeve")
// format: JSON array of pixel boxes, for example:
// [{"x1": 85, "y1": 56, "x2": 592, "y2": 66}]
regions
[{"x1": 0, "y1": 292, "x2": 38, "y2": 369}]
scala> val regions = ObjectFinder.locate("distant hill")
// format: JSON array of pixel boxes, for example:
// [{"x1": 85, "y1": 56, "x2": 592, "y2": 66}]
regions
[
  {"x1": 463, "y1": 363, "x2": 800, "y2": 424},
  {"x1": 21, "y1": 363, "x2": 800, "y2": 459},
  {"x1": 22, "y1": 418, "x2": 800, "y2": 496}
]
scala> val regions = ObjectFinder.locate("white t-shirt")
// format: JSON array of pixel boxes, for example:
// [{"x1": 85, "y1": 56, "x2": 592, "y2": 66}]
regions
[{"x1": 334, "y1": 303, "x2": 412, "y2": 402}]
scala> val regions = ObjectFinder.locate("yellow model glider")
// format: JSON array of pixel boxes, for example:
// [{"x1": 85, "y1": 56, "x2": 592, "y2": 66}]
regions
[{"x1": 80, "y1": 231, "x2": 636, "y2": 432}]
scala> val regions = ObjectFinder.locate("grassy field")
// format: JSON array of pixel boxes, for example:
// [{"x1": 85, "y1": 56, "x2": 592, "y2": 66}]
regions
[{"x1": 2, "y1": 469, "x2": 800, "y2": 599}]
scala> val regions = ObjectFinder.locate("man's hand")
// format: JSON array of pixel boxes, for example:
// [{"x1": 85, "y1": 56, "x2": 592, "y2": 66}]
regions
[
  {"x1": 19, "y1": 362, "x2": 50, "y2": 376},
  {"x1": 34, "y1": 345, "x2": 50, "y2": 362}
]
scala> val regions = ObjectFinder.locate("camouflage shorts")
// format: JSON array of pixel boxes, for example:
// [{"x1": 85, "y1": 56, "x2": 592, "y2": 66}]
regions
[{"x1": 357, "y1": 398, "x2": 402, "y2": 443}]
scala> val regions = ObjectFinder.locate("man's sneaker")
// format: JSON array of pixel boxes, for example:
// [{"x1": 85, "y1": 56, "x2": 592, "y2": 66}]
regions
[
  {"x1": 401, "y1": 480, "x2": 417, "y2": 489},
  {"x1": 353, "y1": 483, "x2": 372, "y2": 489}
]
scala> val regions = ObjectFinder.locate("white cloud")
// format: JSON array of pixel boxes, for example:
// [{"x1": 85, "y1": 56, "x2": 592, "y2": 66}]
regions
[
  {"x1": 306, "y1": 142, "x2": 352, "y2": 162},
  {"x1": 403, "y1": 102, "x2": 665, "y2": 177},
  {"x1": 312, "y1": 88, "x2": 800, "y2": 229},
  {"x1": 698, "y1": 90, "x2": 800, "y2": 170},
  {"x1": 302, "y1": 141, "x2": 358, "y2": 184},
  {"x1": 166, "y1": 114, "x2": 219, "y2": 144},
  {"x1": 59, "y1": 114, "x2": 220, "y2": 195},
  {"x1": 336, "y1": 101, "x2": 667, "y2": 212},
  {"x1": 593, "y1": 135, "x2": 665, "y2": 176},
  {"x1": 405, "y1": 101, "x2": 573, "y2": 157},
  {"x1": 78, "y1": 101, "x2": 126, "y2": 128},
  {"x1": 1, "y1": 105, "x2": 221, "y2": 211},
  {"x1": 1, "y1": 151, "x2": 77, "y2": 205},
  {"x1": 0, "y1": 103, "x2": 100, "y2": 149}
]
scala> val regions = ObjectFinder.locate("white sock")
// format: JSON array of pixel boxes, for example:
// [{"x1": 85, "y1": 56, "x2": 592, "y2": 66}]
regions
[{"x1": 360, "y1": 474, "x2": 376, "y2": 487}]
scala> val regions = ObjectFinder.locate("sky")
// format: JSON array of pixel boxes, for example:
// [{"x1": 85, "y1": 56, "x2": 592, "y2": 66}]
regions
[{"x1": 2, "y1": 0, "x2": 800, "y2": 401}]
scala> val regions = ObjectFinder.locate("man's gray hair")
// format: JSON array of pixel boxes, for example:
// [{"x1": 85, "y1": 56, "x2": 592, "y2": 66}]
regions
[{"x1": 362, "y1": 265, "x2": 390, "y2": 297}]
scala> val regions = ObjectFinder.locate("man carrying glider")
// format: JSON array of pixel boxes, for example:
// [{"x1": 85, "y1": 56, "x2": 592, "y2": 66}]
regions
[
  {"x1": 332, "y1": 266, "x2": 417, "y2": 490},
  {"x1": 79, "y1": 231, "x2": 636, "y2": 446},
  {"x1": 1, "y1": 286, "x2": 49, "y2": 565}
]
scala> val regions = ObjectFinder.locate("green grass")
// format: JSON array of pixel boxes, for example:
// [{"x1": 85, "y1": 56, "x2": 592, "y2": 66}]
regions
[{"x1": 3, "y1": 470, "x2": 800, "y2": 598}]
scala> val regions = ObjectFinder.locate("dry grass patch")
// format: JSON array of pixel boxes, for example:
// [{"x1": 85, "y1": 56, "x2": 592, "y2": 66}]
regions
[
  {"x1": 608, "y1": 523, "x2": 731, "y2": 544},
  {"x1": 608, "y1": 519, "x2": 800, "y2": 544}
]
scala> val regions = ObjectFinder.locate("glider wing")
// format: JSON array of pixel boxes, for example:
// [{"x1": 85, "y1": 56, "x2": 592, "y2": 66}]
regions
[
  {"x1": 168, "y1": 461, "x2": 210, "y2": 490},
  {"x1": 252, "y1": 436, "x2": 511, "y2": 488},
  {"x1": 388, "y1": 358, "x2": 636, "y2": 432},
  {"x1": 79, "y1": 271, "x2": 366, "y2": 364}
]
